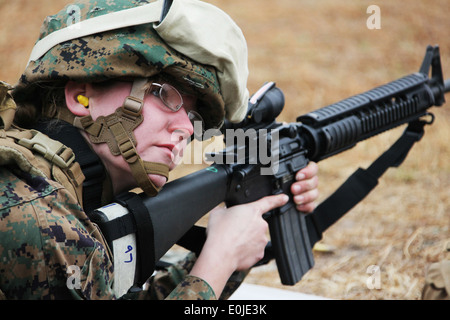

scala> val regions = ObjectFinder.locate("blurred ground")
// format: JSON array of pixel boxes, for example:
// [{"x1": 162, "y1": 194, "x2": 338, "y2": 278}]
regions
[{"x1": 0, "y1": 0, "x2": 449, "y2": 300}]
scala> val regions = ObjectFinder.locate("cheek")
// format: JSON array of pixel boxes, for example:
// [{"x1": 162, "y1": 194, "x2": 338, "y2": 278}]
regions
[
  {"x1": 89, "y1": 85, "x2": 132, "y2": 120},
  {"x1": 134, "y1": 99, "x2": 168, "y2": 139}
]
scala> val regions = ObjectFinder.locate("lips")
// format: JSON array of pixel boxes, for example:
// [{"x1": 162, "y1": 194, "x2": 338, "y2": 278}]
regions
[
  {"x1": 157, "y1": 144, "x2": 175, "y2": 152},
  {"x1": 157, "y1": 144, "x2": 184, "y2": 164}
]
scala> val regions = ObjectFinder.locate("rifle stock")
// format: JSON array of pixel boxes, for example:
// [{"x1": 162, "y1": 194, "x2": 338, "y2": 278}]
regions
[
  {"x1": 142, "y1": 165, "x2": 229, "y2": 260},
  {"x1": 92, "y1": 45, "x2": 448, "y2": 289}
]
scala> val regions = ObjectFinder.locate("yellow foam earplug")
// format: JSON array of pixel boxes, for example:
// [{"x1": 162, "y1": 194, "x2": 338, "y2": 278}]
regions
[{"x1": 77, "y1": 95, "x2": 89, "y2": 107}]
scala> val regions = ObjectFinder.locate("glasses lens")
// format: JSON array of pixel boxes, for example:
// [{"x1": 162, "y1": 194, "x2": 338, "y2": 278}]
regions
[
  {"x1": 160, "y1": 84, "x2": 183, "y2": 111},
  {"x1": 188, "y1": 110, "x2": 205, "y2": 132},
  {"x1": 151, "y1": 83, "x2": 203, "y2": 134}
]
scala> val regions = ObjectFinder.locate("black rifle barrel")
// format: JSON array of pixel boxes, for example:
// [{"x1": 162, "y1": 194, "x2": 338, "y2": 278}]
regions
[
  {"x1": 445, "y1": 78, "x2": 450, "y2": 93},
  {"x1": 297, "y1": 72, "x2": 444, "y2": 161}
]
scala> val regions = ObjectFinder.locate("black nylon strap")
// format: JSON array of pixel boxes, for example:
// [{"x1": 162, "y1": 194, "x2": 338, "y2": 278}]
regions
[
  {"x1": 95, "y1": 214, "x2": 137, "y2": 243},
  {"x1": 121, "y1": 194, "x2": 155, "y2": 286},
  {"x1": 306, "y1": 167, "x2": 379, "y2": 245},
  {"x1": 307, "y1": 119, "x2": 428, "y2": 246}
]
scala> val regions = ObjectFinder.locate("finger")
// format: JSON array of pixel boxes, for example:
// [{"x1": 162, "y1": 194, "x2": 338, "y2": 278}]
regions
[
  {"x1": 251, "y1": 194, "x2": 289, "y2": 215},
  {"x1": 293, "y1": 188, "x2": 319, "y2": 206},
  {"x1": 296, "y1": 201, "x2": 317, "y2": 214},
  {"x1": 291, "y1": 175, "x2": 319, "y2": 195},
  {"x1": 296, "y1": 161, "x2": 319, "y2": 180}
]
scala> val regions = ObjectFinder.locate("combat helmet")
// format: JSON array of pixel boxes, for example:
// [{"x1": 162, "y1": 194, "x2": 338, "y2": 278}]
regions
[{"x1": 13, "y1": 0, "x2": 250, "y2": 196}]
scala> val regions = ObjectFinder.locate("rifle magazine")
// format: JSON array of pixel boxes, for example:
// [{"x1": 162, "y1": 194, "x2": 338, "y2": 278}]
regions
[{"x1": 268, "y1": 204, "x2": 315, "y2": 285}]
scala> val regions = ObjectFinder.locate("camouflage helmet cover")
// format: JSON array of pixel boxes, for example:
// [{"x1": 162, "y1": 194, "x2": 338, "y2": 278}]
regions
[{"x1": 15, "y1": 0, "x2": 228, "y2": 129}]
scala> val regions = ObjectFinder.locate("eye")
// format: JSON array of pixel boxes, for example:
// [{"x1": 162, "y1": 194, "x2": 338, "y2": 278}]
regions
[{"x1": 150, "y1": 88, "x2": 159, "y2": 97}]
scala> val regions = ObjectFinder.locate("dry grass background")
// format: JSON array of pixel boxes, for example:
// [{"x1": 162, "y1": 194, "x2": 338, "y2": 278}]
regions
[{"x1": 0, "y1": 0, "x2": 448, "y2": 300}]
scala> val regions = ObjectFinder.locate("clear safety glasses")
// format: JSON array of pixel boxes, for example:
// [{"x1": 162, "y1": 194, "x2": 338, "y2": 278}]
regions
[{"x1": 149, "y1": 83, "x2": 205, "y2": 130}]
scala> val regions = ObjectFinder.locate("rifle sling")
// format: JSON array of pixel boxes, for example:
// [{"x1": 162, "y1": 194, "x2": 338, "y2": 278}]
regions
[
  {"x1": 306, "y1": 119, "x2": 428, "y2": 246},
  {"x1": 119, "y1": 193, "x2": 156, "y2": 286}
]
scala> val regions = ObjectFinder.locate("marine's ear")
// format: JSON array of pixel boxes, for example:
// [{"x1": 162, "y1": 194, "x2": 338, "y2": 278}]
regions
[{"x1": 65, "y1": 81, "x2": 90, "y2": 117}]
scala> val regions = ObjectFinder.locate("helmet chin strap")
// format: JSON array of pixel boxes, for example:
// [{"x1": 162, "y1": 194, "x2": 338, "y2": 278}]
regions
[{"x1": 71, "y1": 78, "x2": 169, "y2": 197}]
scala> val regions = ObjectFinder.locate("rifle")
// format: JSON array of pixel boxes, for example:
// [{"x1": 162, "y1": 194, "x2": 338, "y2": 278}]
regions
[{"x1": 90, "y1": 45, "x2": 449, "y2": 295}]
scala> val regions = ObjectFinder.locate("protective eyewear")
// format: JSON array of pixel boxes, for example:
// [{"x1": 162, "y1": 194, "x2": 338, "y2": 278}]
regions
[{"x1": 149, "y1": 83, "x2": 205, "y2": 131}]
